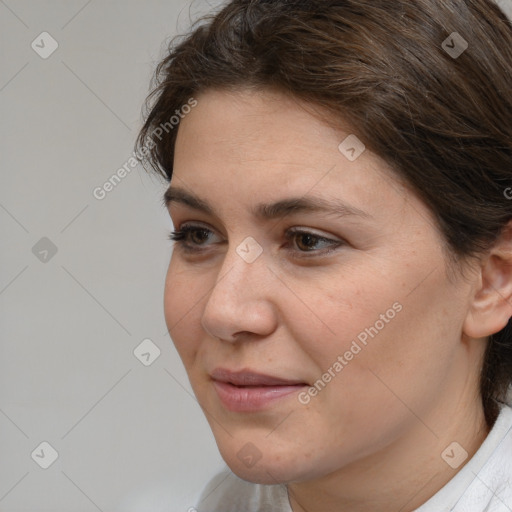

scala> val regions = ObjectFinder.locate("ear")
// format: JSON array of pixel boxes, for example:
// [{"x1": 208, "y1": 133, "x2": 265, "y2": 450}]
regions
[{"x1": 463, "y1": 221, "x2": 512, "y2": 339}]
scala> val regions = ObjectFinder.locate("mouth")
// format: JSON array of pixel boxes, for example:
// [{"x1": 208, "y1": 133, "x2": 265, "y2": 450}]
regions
[{"x1": 210, "y1": 368, "x2": 309, "y2": 412}]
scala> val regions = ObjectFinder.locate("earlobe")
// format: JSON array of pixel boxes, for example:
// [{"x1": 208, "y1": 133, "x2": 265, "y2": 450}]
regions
[{"x1": 463, "y1": 223, "x2": 512, "y2": 340}]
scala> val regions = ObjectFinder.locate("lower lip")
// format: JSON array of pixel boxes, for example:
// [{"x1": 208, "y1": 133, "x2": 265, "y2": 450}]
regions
[{"x1": 213, "y1": 380, "x2": 307, "y2": 412}]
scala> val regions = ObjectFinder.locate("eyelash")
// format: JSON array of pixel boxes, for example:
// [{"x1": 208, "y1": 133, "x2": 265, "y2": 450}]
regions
[{"x1": 168, "y1": 224, "x2": 344, "y2": 257}]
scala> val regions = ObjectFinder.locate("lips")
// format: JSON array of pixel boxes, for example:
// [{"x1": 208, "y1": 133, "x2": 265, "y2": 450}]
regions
[
  {"x1": 210, "y1": 368, "x2": 307, "y2": 387},
  {"x1": 210, "y1": 368, "x2": 308, "y2": 412}
]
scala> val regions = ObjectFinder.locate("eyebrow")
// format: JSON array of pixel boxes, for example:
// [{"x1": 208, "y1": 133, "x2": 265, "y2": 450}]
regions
[{"x1": 163, "y1": 186, "x2": 371, "y2": 221}]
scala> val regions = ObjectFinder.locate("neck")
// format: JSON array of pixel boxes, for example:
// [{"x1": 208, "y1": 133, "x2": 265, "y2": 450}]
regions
[{"x1": 287, "y1": 379, "x2": 490, "y2": 512}]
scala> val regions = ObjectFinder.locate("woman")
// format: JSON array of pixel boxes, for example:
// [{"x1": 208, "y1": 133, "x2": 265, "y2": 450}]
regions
[{"x1": 136, "y1": 0, "x2": 512, "y2": 510}]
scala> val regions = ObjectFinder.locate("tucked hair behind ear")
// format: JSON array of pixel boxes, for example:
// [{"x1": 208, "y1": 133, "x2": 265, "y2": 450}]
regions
[{"x1": 136, "y1": 0, "x2": 512, "y2": 426}]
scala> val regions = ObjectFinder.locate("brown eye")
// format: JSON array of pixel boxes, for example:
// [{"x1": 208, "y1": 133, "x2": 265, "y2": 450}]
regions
[
  {"x1": 189, "y1": 228, "x2": 210, "y2": 245},
  {"x1": 169, "y1": 225, "x2": 344, "y2": 258},
  {"x1": 295, "y1": 232, "x2": 321, "y2": 251},
  {"x1": 168, "y1": 225, "x2": 218, "y2": 248},
  {"x1": 285, "y1": 228, "x2": 344, "y2": 256}
]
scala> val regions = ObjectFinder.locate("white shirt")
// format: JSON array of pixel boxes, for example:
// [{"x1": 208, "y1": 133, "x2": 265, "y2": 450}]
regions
[{"x1": 196, "y1": 402, "x2": 512, "y2": 512}]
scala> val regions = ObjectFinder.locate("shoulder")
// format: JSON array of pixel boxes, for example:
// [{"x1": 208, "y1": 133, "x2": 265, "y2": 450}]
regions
[
  {"x1": 477, "y1": 404, "x2": 512, "y2": 498},
  {"x1": 194, "y1": 469, "x2": 291, "y2": 512},
  {"x1": 416, "y1": 403, "x2": 512, "y2": 512},
  {"x1": 461, "y1": 403, "x2": 512, "y2": 511}
]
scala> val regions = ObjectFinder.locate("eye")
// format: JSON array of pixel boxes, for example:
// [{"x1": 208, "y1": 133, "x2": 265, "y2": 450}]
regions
[
  {"x1": 168, "y1": 224, "x2": 344, "y2": 257},
  {"x1": 168, "y1": 224, "x2": 220, "y2": 249},
  {"x1": 284, "y1": 228, "x2": 344, "y2": 256}
]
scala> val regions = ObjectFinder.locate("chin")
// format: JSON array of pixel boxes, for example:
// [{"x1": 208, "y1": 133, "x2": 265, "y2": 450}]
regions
[
  {"x1": 217, "y1": 440, "x2": 318, "y2": 485},
  {"x1": 225, "y1": 458, "x2": 296, "y2": 485}
]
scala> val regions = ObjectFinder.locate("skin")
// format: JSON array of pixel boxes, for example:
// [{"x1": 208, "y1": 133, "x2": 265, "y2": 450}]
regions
[{"x1": 163, "y1": 87, "x2": 512, "y2": 512}]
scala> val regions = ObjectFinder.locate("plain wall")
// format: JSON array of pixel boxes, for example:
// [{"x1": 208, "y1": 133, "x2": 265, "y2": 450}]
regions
[
  {"x1": 1, "y1": 1, "x2": 226, "y2": 511},
  {"x1": 1, "y1": 1, "x2": 511, "y2": 511}
]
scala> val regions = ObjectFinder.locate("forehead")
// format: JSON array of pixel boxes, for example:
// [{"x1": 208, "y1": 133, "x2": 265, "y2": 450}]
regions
[
  {"x1": 175, "y1": 88, "x2": 349, "y2": 163},
  {"x1": 171, "y1": 88, "x2": 409, "y2": 221}
]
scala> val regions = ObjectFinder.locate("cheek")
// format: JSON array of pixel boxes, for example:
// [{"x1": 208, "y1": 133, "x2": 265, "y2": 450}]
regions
[
  {"x1": 288, "y1": 261, "x2": 463, "y2": 406},
  {"x1": 163, "y1": 258, "x2": 205, "y2": 366},
  {"x1": 282, "y1": 265, "x2": 401, "y2": 370}
]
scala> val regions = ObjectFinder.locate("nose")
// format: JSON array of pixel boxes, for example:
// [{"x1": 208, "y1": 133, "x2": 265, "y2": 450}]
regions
[{"x1": 200, "y1": 242, "x2": 278, "y2": 343}]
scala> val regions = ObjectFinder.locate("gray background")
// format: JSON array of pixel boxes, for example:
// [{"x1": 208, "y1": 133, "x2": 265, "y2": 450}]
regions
[
  {"x1": 1, "y1": 1, "x2": 226, "y2": 511},
  {"x1": 1, "y1": 1, "x2": 511, "y2": 511}
]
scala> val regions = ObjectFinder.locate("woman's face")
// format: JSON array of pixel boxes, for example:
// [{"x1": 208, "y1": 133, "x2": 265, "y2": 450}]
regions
[{"x1": 164, "y1": 88, "x2": 481, "y2": 484}]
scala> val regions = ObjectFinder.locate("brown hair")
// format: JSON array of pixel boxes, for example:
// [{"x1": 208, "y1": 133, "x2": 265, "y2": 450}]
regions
[{"x1": 136, "y1": 0, "x2": 512, "y2": 427}]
